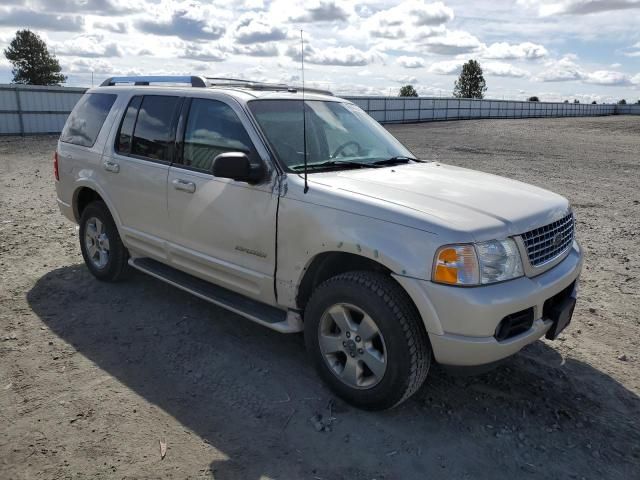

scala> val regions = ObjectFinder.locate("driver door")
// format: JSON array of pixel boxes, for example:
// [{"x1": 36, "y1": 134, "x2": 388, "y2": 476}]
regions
[{"x1": 166, "y1": 96, "x2": 279, "y2": 304}]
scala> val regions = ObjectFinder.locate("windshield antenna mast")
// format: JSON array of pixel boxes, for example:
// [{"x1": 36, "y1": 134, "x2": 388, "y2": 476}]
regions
[{"x1": 301, "y1": 29, "x2": 309, "y2": 194}]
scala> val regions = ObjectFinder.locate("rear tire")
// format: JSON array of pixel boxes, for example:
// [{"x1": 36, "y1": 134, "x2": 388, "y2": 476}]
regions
[
  {"x1": 79, "y1": 201, "x2": 130, "y2": 282},
  {"x1": 304, "y1": 271, "x2": 431, "y2": 410}
]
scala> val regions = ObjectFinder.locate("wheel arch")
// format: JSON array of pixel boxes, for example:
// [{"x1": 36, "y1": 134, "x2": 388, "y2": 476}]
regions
[
  {"x1": 72, "y1": 183, "x2": 122, "y2": 229},
  {"x1": 295, "y1": 251, "x2": 443, "y2": 337}
]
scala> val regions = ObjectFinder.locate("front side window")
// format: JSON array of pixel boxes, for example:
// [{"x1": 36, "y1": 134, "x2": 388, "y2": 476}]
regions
[
  {"x1": 131, "y1": 95, "x2": 181, "y2": 161},
  {"x1": 248, "y1": 100, "x2": 415, "y2": 171},
  {"x1": 60, "y1": 93, "x2": 116, "y2": 147},
  {"x1": 182, "y1": 99, "x2": 254, "y2": 172}
]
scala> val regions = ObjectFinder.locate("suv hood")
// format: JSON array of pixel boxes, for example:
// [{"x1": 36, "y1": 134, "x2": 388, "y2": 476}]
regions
[{"x1": 308, "y1": 162, "x2": 570, "y2": 241}]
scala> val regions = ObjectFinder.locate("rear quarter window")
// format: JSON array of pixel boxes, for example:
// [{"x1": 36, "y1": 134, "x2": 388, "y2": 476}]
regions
[
  {"x1": 130, "y1": 95, "x2": 181, "y2": 162},
  {"x1": 60, "y1": 93, "x2": 117, "y2": 147}
]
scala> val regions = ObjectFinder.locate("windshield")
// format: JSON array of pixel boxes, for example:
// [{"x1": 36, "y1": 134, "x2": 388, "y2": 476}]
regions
[{"x1": 248, "y1": 100, "x2": 416, "y2": 171}]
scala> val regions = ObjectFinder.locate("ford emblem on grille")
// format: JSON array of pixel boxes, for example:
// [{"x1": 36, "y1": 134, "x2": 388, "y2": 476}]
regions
[{"x1": 552, "y1": 232, "x2": 563, "y2": 248}]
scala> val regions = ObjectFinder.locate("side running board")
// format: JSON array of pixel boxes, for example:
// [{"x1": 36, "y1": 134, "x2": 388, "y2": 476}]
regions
[{"x1": 129, "y1": 257, "x2": 303, "y2": 333}]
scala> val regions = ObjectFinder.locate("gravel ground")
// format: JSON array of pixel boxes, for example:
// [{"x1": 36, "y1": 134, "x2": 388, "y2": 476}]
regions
[{"x1": 1, "y1": 116, "x2": 639, "y2": 480}]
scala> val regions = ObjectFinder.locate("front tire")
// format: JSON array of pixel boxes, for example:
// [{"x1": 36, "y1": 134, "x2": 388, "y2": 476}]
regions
[
  {"x1": 79, "y1": 201, "x2": 130, "y2": 282},
  {"x1": 304, "y1": 271, "x2": 431, "y2": 410}
]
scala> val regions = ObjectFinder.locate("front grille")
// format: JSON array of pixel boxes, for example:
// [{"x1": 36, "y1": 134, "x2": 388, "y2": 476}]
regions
[{"x1": 521, "y1": 212, "x2": 574, "y2": 267}]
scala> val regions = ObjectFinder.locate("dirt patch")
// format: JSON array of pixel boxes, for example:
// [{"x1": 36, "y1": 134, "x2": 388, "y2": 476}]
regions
[{"x1": 1, "y1": 116, "x2": 639, "y2": 479}]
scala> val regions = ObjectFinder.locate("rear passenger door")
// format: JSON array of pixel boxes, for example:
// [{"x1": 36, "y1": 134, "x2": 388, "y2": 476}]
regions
[
  {"x1": 105, "y1": 94, "x2": 182, "y2": 260},
  {"x1": 166, "y1": 96, "x2": 279, "y2": 304}
]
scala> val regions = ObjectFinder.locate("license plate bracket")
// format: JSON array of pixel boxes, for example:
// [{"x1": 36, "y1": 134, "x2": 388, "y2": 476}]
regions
[{"x1": 545, "y1": 297, "x2": 576, "y2": 340}]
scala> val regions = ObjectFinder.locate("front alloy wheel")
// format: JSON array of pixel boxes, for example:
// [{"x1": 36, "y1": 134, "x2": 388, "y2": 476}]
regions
[
  {"x1": 305, "y1": 271, "x2": 431, "y2": 410},
  {"x1": 319, "y1": 303, "x2": 387, "y2": 389}
]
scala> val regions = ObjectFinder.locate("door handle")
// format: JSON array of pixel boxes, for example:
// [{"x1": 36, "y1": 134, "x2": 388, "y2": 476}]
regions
[
  {"x1": 172, "y1": 178, "x2": 196, "y2": 193},
  {"x1": 103, "y1": 161, "x2": 120, "y2": 173}
]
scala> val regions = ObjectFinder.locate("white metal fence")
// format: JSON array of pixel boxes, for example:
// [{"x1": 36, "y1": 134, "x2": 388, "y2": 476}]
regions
[
  {"x1": 342, "y1": 96, "x2": 638, "y2": 123},
  {"x1": 0, "y1": 84, "x2": 639, "y2": 135},
  {"x1": 0, "y1": 84, "x2": 86, "y2": 135}
]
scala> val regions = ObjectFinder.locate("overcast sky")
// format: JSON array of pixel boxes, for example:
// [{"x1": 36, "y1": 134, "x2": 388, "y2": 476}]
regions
[{"x1": 1, "y1": 0, "x2": 639, "y2": 102}]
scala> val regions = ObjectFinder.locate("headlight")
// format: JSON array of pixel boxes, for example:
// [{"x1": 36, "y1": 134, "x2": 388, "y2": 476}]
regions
[{"x1": 432, "y1": 238, "x2": 523, "y2": 286}]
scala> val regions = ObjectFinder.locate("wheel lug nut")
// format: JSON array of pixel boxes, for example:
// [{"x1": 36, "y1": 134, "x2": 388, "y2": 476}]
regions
[
  {"x1": 358, "y1": 348, "x2": 363, "y2": 354},
  {"x1": 350, "y1": 353, "x2": 355, "y2": 357},
  {"x1": 355, "y1": 336, "x2": 361, "y2": 342},
  {"x1": 342, "y1": 341, "x2": 347, "y2": 347},
  {"x1": 346, "y1": 332, "x2": 351, "y2": 338}
]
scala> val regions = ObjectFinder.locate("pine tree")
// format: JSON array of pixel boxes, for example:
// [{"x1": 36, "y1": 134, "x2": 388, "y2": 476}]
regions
[
  {"x1": 4, "y1": 30, "x2": 66, "y2": 85},
  {"x1": 453, "y1": 60, "x2": 486, "y2": 99},
  {"x1": 399, "y1": 85, "x2": 418, "y2": 97}
]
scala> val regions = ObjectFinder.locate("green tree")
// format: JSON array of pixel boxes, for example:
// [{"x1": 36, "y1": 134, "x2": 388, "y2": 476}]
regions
[
  {"x1": 618, "y1": 99, "x2": 627, "y2": 105},
  {"x1": 453, "y1": 60, "x2": 486, "y2": 99},
  {"x1": 573, "y1": 99, "x2": 580, "y2": 104},
  {"x1": 527, "y1": 96, "x2": 539, "y2": 102},
  {"x1": 3, "y1": 29, "x2": 66, "y2": 85},
  {"x1": 591, "y1": 101, "x2": 596, "y2": 104},
  {"x1": 399, "y1": 85, "x2": 418, "y2": 97}
]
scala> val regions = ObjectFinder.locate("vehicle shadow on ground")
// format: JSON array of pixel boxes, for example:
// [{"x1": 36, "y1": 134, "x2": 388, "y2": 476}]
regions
[{"x1": 27, "y1": 265, "x2": 640, "y2": 480}]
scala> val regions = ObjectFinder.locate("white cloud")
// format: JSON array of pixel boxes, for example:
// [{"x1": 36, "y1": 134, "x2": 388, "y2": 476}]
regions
[
  {"x1": 482, "y1": 42, "x2": 548, "y2": 60},
  {"x1": 537, "y1": 55, "x2": 631, "y2": 86},
  {"x1": 533, "y1": 0, "x2": 640, "y2": 16},
  {"x1": 94, "y1": 21, "x2": 127, "y2": 34},
  {"x1": 305, "y1": 45, "x2": 372, "y2": 66},
  {"x1": 53, "y1": 34, "x2": 122, "y2": 58},
  {"x1": 33, "y1": 0, "x2": 141, "y2": 15},
  {"x1": 624, "y1": 41, "x2": 640, "y2": 57},
  {"x1": 583, "y1": 70, "x2": 630, "y2": 85},
  {"x1": 233, "y1": 43, "x2": 280, "y2": 57},
  {"x1": 0, "y1": 8, "x2": 84, "y2": 31},
  {"x1": 64, "y1": 58, "x2": 113, "y2": 74},
  {"x1": 428, "y1": 59, "x2": 463, "y2": 75},
  {"x1": 289, "y1": 1, "x2": 351, "y2": 22},
  {"x1": 484, "y1": 61, "x2": 529, "y2": 77},
  {"x1": 632, "y1": 73, "x2": 640, "y2": 85},
  {"x1": 366, "y1": 1, "x2": 454, "y2": 39},
  {"x1": 180, "y1": 44, "x2": 227, "y2": 62},
  {"x1": 234, "y1": 16, "x2": 288, "y2": 44},
  {"x1": 136, "y1": 6, "x2": 226, "y2": 41},
  {"x1": 389, "y1": 74, "x2": 419, "y2": 83},
  {"x1": 397, "y1": 56, "x2": 426, "y2": 68},
  {"x1": 422, "y1": 29, "x2": 483, "y2": 55},
  {"x1": 537, "y1": 55, "x2": 584, "y2": 81}
]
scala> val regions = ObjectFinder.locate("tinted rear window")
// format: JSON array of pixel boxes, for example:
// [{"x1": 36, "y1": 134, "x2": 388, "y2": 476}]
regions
[
  {"x1": 60, "y1": 93, "x2": 116, "y2": 147},
  {"x1": 115, "y1": 96, "x2": 142, "y2": 154},
  {"x1": 131, "y1": 95, "x2": 181, "y2": 161}
]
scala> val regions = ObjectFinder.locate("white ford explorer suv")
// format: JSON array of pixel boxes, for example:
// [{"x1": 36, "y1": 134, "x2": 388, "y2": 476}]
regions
[{"x1": 55, "y1": 76, "x2": 583, "y2": 410}]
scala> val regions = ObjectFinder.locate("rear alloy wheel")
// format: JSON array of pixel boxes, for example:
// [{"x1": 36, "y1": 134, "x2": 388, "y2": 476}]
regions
[
  {"x1": 79, "y1": 201, "x2": 130, "y2": 282},
  {"x1": 84, "y1": 216, "x2": 110, "y2": 269},
  {"x1": 305, "y1": 271, "x2": 431, "y2": 410}
]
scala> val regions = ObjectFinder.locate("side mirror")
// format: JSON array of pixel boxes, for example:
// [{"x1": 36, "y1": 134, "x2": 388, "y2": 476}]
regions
[{"x1": 212, "y1": 152, "x2": 264, "y2": 184}]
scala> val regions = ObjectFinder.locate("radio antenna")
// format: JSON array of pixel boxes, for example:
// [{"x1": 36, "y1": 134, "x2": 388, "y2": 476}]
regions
[{"x1": 301, "y1": 29, "x2": 309, "y2": 194}]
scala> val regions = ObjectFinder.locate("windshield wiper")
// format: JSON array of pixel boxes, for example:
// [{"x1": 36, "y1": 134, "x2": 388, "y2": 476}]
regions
[
  {"x1": 370, "y1": 156, "x2": 422, "y2": 166},
  {"x1": 292, "y1": 160, "x2": 381, "y2": 171}
]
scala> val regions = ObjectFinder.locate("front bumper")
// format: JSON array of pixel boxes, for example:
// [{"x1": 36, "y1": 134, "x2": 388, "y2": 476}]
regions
[{"x1": 394, "y1": 241, "x2": 583, "y2": 367}]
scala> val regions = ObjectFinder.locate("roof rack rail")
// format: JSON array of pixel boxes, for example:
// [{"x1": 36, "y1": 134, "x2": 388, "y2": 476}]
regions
[
  {"x1": 100, "y1": 76, "x2": 207, "y2": 87},
  {"x1": 98, "y1": 75, "x2": 333, "y2": 96},
  {"x1": 205, "y1": 77, "x2": 333, "y2": 96}
]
